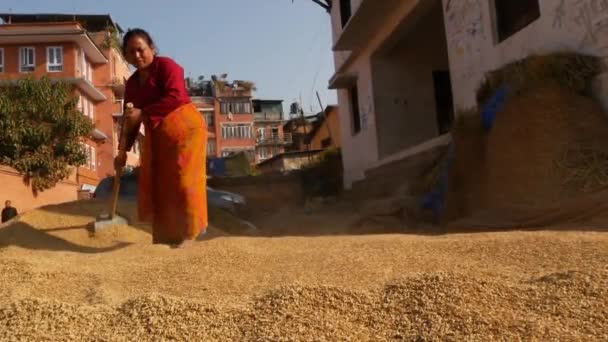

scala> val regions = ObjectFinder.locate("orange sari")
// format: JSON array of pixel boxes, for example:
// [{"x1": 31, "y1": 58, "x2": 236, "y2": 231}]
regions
[{"x1": 138, "y1": 103, "x2": 208, "y2": 244}]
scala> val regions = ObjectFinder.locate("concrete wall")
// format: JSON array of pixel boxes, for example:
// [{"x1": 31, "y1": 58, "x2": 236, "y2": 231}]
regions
[
  {"x1": 371, "y1": 4, "x2": 449, "y2": 158},
  {"x1": 310, "y1": 107, "x2": 341, "y2": 150},
  {"x1": 0, "y1": 166, "x2": 78, "y2": 213},
  {"x1": 442, "y1": 0, "x2": 608, "y2": 111},
  {"x1": 329, "y1": 1, "x2": 431, "y2": 188}
]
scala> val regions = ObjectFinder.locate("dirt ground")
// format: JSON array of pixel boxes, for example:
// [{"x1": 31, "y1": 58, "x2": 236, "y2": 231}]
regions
[{"x1": 0, "y1": 199, "x2": 606, "y2": 341}]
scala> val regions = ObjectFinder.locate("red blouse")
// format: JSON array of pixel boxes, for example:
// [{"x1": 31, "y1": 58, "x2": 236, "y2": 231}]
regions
[{"x1": 124, "y1": 56, "x2": 191, "y2": 125}]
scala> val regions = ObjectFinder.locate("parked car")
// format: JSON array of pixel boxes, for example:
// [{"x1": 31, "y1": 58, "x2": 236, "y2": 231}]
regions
[{"x1": 93, "y1": 172, "x2": 246, "y2": 213}]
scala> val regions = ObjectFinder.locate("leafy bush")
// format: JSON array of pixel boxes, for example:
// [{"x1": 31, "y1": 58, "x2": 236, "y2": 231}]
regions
[{"x1": 0, "y1": 77, "x2": 94, "y2": 194}]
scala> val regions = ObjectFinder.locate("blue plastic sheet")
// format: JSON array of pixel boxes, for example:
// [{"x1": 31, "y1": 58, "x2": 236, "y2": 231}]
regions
[
  {"x1": 421, "y1": 143, "x2": 455, "y2": 222},
  {"x1": 208, "y1": 158, "x2": 226, "y2": 177},
  {"x1": 481, "y1": 86, "x2": 509, "y2": 131}
]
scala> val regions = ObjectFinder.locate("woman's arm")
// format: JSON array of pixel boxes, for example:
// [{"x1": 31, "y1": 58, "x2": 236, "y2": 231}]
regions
[{"x1": 122, "y1": 80, "x2": 141, "y2": 153}]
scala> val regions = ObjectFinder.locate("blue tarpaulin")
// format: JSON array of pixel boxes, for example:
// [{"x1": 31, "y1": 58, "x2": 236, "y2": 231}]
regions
[
  {"x1": 481, "y1": 86, "x2": 509, "y2": 131},
  {"x1": 208, "y1": 158, "x2": 226, "y2": 177},
  {"x1": 421, "y1": 143, "x2": 455, "y2": 222}
]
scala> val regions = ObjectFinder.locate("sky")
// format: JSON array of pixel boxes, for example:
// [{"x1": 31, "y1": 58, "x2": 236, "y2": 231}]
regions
[{"x1": 1, "y1": 0, "x2": 337, "y2": 115}]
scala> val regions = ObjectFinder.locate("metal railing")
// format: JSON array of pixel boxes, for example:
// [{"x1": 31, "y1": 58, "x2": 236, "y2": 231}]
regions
[
  {"x1": 256, "y1": 133, "x2": 292, "y2": 145},
  {"x1": 254, "y1": 112, "x2": 283, "y2": 122}
]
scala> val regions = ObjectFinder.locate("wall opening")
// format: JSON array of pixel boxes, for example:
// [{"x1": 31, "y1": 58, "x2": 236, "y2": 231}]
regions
[
  {"x1": 494, "y1": 0, "x2": 541, "y2": 43},
  {"x1": 432, "y1": 70, "x2": 454, "y2": 135},
  {"x1": 348, "y1": 84, "x2": 361, "y2": 134},
  {"x1": 339, "y1": 0, "x2": 352, "y2": 28},
  {"x1": 370, "y1": 0, "x2": 452, "y2": 159}
]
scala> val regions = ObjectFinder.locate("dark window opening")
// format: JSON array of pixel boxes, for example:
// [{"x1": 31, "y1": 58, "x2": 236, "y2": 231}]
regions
[
  {"x1": 494, "y1": 0, "x2": 541, "y2": 43},
  {"x1": 432, "y1": 70, "x2": 454, "y2": 135},
  {"x1": 253, "y1": 101, "x2": 262, "y2": 112},
  {"x1": 340, "y1": 0, "x2": 352, "y2": 28},
  {"x1": 349, "y1": 85, "x2": 361, "y2": 134},
  {"x1": 220, "y1": 100, "x2": 252, "y2": 114}
]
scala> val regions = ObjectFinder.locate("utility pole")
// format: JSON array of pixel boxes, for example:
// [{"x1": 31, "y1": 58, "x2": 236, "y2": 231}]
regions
[{"x1": 299, "y1": 93, "x2": 312, "y2": 163}]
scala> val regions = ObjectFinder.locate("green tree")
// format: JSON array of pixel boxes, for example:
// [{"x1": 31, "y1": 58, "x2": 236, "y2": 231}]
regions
[{"x1": 0, "y1": 77, "x2": 94, "y2": 195}]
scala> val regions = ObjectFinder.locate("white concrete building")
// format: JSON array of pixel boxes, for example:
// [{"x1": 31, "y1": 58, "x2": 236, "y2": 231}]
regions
[{"x1": 328, "y1": 0, "x2": 608, "y2": 189}]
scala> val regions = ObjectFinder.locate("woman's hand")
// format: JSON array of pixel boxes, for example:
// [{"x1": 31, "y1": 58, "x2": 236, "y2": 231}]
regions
[
  {"x1": 114, "y1": 151, "x2": 127, "y2": 170},
  {"x1": 124, "y1": 107, "x2": 143, "y2": 131}
]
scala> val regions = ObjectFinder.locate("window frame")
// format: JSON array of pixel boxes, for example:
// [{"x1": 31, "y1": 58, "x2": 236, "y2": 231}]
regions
[
  {"x1": 221, "y1": 124, "x2": 252, "y2": 139},
  {"x1": 19, "y1": 47, "x2": 36, "y2": 73},
  {"x1": 47, "y1": 46, "x2": 63, "y2": 72},
  {"x1": 493, "y1": 0, "x2": 541, "y2": 43},
  {"x1": 0, "y1": 48, "x2": 4, "y2": 73}
]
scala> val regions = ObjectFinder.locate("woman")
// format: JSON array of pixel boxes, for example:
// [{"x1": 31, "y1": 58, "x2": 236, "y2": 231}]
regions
[{"x1": 115, "y1": 28, "x2": 208, "y2": 248}]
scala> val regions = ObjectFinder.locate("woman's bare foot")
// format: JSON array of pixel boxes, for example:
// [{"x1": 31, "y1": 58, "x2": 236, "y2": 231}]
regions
[{"x1": 172, "y1": 239, "x2": 195, "y2": 249}]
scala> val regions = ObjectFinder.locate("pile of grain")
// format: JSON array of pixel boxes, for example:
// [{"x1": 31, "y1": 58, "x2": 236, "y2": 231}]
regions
[
  {"x1": 444, "y1": 85, "x2": 608, "y2": 225},
  {"x1": 1, "y1": 199, "x2": 607, "y2": 340},
  {"x1": 1, "y1": 271, "x2": 606, "y2": 341}
]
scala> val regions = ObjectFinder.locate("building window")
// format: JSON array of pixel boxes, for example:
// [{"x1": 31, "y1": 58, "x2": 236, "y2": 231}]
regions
[
  {"x1": 88, "y1": 100, "x2": 95, "y2": 120},
  {"x1": 19, "y1": 47, "x2": 35, "y2": 73},
  {"x1": 81, "y1": 143, "x2": 97, "y2": 170},
  {"x1": 79, "y1": 96, "x2": 94, "y2": 120},
  {"x1": 207, "y1": 139, "x2": 216, "y2": 156},
  {"x1": 47, "y1": 46, "x2": 63, "y2": 72},
  {"x1": 340, "y1": 0, "x2": 352, "y2": 28},
  {"x1": 220, "y1": 101, "x2": 252, "y2": 114},
  {"x1": 0, "y1": 48, "x2": 4, "y2": 72},
  {"x1": 348, "y1": 85, "x2": 361, "y2": 134},
  {"x1": 200, "y1": 111, "x2": 214, "y2": 126},
  {"x1": 257, "y1": 127, "x2": 266, "y2": 139},
  {"x1": 494, "y1": 0, "x2": 540, "y2": 43},
  {"x1": 89, "y1": 145, "x2": 97, "y2": 170},
  {"x1": 221, "y1": 124, "x2": 253, "y2": 139},
  {"x1": 79, "y1": 49, "x2": 93, "y2": 82}
]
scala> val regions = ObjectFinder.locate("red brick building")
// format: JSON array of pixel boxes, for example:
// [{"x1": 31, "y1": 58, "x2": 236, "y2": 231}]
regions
[
  {"x1": 188, "y1": 79, "x2": 294, "y2": 165},
  {"x1": 0, "y1": 14, "x2": 136, "y2": 210},
  {"x1": 252, "y1": 99, "x2": 291, "y2": 163}
]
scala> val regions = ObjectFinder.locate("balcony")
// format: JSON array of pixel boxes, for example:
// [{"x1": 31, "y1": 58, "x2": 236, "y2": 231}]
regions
[
  {"x1": 333, "y1": 0, "x2": 407, "y2": 51},
  {"x1": 254, "y1": 112, "x2": 283, "y2": 122},
  {"x1": 256, "y1": 133, "x2": 292, "y2": 145}
]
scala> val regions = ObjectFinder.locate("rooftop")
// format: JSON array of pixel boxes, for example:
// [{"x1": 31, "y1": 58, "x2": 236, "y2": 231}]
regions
[{"x1": 0, "y1": 13, "x2": 123, "y2": 33}]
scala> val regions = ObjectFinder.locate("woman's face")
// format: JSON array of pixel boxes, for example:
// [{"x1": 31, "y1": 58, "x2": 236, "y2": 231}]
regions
[{"x1": 124, "y1": 35, "x2": 155, "y2": 69}]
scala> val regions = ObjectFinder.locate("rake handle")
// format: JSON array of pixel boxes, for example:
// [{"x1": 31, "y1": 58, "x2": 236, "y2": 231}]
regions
[{"x1": 108, "y1": 102, "x2": 134, "y2": 219}]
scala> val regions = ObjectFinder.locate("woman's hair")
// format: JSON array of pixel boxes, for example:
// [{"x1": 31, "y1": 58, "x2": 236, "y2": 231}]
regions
[{"x1": 122, "y1": 28, "x2": 157, "y2": 55}]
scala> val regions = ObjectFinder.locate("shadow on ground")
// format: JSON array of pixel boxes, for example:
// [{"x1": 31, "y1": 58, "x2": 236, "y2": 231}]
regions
[
  {"x1": 0, "y1": 220, "x2": 132, "y2": 253},
  {"x1": 22, "y1": 197, "x2": 608, "y2": 242}
]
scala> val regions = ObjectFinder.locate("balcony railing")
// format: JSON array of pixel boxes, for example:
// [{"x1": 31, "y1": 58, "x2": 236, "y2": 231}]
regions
[
  {"x1": 256, "y1": 133, "x2": 292, "y2": 145},
  {"x1": 254, "y1": 112, "x2": 283, "y2": 122}
]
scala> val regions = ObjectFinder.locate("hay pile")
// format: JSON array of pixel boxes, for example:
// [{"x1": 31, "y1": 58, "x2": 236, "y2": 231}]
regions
[
  {"x1": 0, "y1": 198, "x2": 607, "y2": 340},
  {"x1": 442, "y1": 53, "x2": 608, "y2": 225}
]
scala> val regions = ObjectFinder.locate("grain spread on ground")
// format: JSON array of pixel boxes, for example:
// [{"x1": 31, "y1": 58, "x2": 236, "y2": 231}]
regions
[{"x1": 0, "y1": 200, "x2": 607, "y2": 341}]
